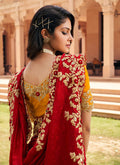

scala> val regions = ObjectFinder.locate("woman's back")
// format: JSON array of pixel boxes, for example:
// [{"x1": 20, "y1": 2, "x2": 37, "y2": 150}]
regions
[{"x1": 23, "y1": 52, "x2": 56, "y2": 86}]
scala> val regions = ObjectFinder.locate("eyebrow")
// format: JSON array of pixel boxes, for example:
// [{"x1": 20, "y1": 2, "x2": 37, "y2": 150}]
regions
[{"x1": 61, "y1": 27, "x2": 71, "y2": 30}]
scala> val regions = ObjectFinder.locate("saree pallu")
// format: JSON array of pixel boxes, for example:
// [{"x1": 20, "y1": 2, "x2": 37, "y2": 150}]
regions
[{"x1": 8, "y1": 54, "x2": 88, "y2": 165}]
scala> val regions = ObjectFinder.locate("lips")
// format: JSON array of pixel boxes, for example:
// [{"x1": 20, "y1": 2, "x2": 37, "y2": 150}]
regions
[{"x1": 66, "y1": 44, "x2": 71, "y2": 48}]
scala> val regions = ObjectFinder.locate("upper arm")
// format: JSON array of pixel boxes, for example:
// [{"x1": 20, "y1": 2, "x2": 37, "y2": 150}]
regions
[
  {"x1": 80, "y1": 65, "x2": 93, "y2": 128},
  {"x1": 81, "y1": 110, "x2": 92, "y2": 131},
  {"x1": 81, "y1": 65, "x2": 94, "y2": 112}
]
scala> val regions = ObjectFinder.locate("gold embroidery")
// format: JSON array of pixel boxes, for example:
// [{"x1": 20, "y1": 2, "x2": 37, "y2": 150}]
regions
[
  {"x1": 58, "y1": 54, "x2": 86, "y2": 164},
  {"x1": 64, "y1": 111, "x2": 80, "y2": 127},
  {"x1": 8, "y1": 73, "x2": 20, "y2": 139},
  {"x1": 33, "y1": 117, "x2": 44, "y2": 136},
  {"x1": 36, "y1": 56, "x2": 61, "y2": 151},
  {"x1": 24, "y1": 79, "x2": 49, "y2": 101},
  {"x1": 19, "y1": 75, "x2": 50, "y2": 143},
  {"x1": 32, "y1": 54, "x2": 92, "y2": 165},
  {"x1": 70, "y1": 153, "x2": 84, "y2": 165},
  {"x1": 19, "y1": 75, "x2": 33, "y2": 144},
  {"x1": 57, "y1": 54, "x2": 85, "y2": 111},
  {"x1": 81, "y1": 89, "x2": 94, "y2": 112}
]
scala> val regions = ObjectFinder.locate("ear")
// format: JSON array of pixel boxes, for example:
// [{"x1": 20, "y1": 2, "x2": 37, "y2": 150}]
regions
[{"x1": 41, "y1": 29, "x2": 50, "y2": 39}]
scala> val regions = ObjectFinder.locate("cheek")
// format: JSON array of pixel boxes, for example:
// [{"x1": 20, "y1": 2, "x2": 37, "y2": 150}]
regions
[{"x1": 51, "y1": 36, "x2": 63, "y2": 47}]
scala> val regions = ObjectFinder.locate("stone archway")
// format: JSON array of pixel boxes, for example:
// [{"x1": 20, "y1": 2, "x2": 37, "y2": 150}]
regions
[
  {"x1": 75, "y1": 0, "x2": 120, "y2": 77},
  {"x1": 2, "y1": 15, "x2": 15, "y2": 75},
  {"x1": 74, "y1": 0, "x2": 102, "y2": 76}
]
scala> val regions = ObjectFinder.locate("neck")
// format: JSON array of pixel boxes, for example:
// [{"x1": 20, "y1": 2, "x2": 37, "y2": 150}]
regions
[{"x1": 42, "y1": 48, "x2": 55, "y2": 55}]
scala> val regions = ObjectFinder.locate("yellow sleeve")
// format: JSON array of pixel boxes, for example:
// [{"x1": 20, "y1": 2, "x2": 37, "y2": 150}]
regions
[{"x1": 81, "y1": 65, "x2": 94, "y2": 111}]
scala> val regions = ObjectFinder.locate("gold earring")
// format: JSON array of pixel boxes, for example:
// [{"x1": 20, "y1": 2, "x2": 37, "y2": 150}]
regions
[{"x1": 43, "y1": 37, "x2": 50, "y2": 44}]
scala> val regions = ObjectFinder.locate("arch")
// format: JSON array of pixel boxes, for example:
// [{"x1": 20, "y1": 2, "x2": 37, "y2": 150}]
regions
[
  {"x1": 75, "y1": 0, "x2": 102, "y2": 76},
  {"x1": 2, "y1": 14, "x2": 15, "y2": 74}
]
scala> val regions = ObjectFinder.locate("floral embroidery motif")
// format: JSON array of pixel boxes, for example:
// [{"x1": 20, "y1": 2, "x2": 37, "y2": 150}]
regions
[
  {"x1": 36, "y1": 56, "x2": 61, "y2": 151},
  {"x1": 64, "y1": 111, "x2": 80, "y2": 127},
  {"x1": 23, "y1": 78, "x2": 50, "y2": 141},
  {"x1": 57, "y1": 54, "x2": 86, "y2": 164},
  {"x1": 33, "y1": 116, "x2": 44, "y2": 137},
  {"x1": 70, "y1": 152, "x2": 84, "y2": 165},
  {"x1": 20, "y1": 76, "x2": 33, "y2": 144},
  {"x1": 58, "y1": 54, "x2": 85, "y2": 111},
  {"x1": 64, "y1": 111, "x2": 85, "y2": 164},
  {"x1": 81, "y1": 89, "x2": 94, "y2": 111},
  {"x1": 24, "y1": 79, "x2": 49, "y2": 101},
  {"x1": 8, "y1": 73, "x2": 20, "y2": 139}
]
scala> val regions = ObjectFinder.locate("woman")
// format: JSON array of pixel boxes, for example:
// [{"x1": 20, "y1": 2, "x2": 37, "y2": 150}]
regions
[{"x1": 8, "y1": 5, "x2": 93, "y2": 165}]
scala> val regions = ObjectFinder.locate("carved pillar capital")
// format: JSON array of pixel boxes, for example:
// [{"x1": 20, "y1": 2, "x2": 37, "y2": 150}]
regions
[
  {"x1": 95, "y1": 0, "x2": 118, "y2": 13},
  {"x1": 11, "y1": 6, "x2": 26, "y2": 26},
  {"x1": 74, "y1": 8, "x2": 81, "y2": 19}
]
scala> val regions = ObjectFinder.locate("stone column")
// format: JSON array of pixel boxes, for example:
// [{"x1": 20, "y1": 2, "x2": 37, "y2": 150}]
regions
[
  {"x1": 102, "y1": 7, "x2": 115, "y2": 77},
  {"x1": 10, "y1": 34, "x2": 16, "y2": 74},
  {"x1": 82, "y1": 33, "x2": 85, "y2": 55},
  {"x1": 95, "y1": 0, "x2": 117, "y2": 77},
  {"x1": 11, "y1": 6, "x2": 25, "y2": 73},
  {"x1": 74, "y1": 18, "x2": 79, "y2": 54},
  {"x1": 68, "y1": 0, "x2": 75, "y2": 54},
  {"x1": 15, "y1": 20, "x2": 24, "y2": 72},
  {"x1": 68, "y1": 0, "x2": 84, "y2": 54},
  {"x1": 0, "y1": 26, "x2": 4, "y2": 75},
  {"x1": 81, "y1": 30, "x2": 86, "y2": 55}
]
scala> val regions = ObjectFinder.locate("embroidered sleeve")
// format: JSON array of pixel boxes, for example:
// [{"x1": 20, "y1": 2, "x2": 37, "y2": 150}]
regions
[{"x1": 81, "y1": 65, "x2": 94, "y2": 111}]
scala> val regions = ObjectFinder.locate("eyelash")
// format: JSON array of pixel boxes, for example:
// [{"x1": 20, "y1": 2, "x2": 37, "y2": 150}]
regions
[{"x1": 62, "y1": 32, "x2": 67, "y2": 35}]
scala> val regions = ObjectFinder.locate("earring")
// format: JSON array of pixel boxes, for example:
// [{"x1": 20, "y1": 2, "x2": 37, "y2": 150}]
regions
[{"x1": 43, "y1": 37, "x2": 50, "y2": 44}]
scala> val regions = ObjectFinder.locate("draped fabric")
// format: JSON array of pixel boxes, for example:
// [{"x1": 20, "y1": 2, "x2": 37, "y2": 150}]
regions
[{"x1": 8, "y1": 54, "x2": 93, "y2": 165}]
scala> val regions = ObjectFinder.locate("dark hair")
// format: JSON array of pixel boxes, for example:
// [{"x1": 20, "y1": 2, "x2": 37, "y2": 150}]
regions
[{"x1": 27, "y1": 5, "x2": 75, "y2": 59}]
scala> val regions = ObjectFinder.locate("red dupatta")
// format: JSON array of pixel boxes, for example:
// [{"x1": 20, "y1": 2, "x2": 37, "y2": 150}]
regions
[{"x1": 8, "y1": 54, "x2": 86, "y2": 165}]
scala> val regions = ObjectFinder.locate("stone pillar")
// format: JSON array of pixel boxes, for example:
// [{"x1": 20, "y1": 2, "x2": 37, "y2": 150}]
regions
[
  {"x1": 102, "y1": 7, "x2": 115, "y2": 77},
  {"x1": 81, "y1": 31, "x2": 85, "y2": 55},
  {"x1": 95, "y1": 0, "x2": 117, "y2": 77},
  {"x1": 0, "y1": 26, "x2": 4, "y2": 75},
  {"x1": 68, "y1": 0, "x2": 75, "y2": 54},
  {"x1": 68, "y1": 0, "x2": 84, "y2": 54},
  {"x1": 15, "y1": 20, "x2": 24, "y2": 72},
  {"x1": 11, "y1": 5, "x2": 26, "y2": 73},
  {"x1": 11, "y1": 6, "x2": 25, "y2": 73},
  {"x1": 10, "y1": 34, "x2": 16, "y2": 74},
  {"x1": 74, "y1": 18, "x2": 79, "y2": 54}
]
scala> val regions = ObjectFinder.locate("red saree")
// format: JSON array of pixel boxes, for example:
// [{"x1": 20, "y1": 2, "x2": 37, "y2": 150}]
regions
[{"x1": 8, "y1": 54, "x2": 86, "y2": 165}]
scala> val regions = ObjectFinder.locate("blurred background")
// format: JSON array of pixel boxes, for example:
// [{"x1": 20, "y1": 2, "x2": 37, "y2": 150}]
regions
[{"x1": 0, "y1": 0, "x2": 120, "y2": 165}]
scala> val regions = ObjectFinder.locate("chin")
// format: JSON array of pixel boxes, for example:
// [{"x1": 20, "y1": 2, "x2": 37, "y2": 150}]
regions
[{"x1": 66, "y1": 50, "x2": 70, "y2": 54}]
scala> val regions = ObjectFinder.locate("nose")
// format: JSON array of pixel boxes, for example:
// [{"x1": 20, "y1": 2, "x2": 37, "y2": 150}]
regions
[{"x1": 69, "y1": 33, "x2": 73, "y2": 43}]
